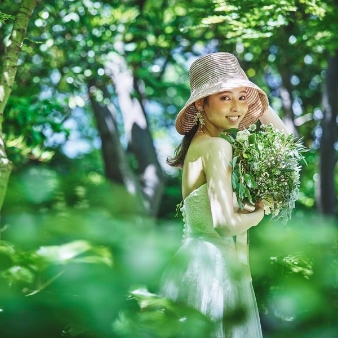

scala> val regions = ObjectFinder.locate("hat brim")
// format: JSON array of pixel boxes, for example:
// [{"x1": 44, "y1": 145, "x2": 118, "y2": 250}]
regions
[{"x1": 175, "y1": 78, "x2": 269, "y2": 135}]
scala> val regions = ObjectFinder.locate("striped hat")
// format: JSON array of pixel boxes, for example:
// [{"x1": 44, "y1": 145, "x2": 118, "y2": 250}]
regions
[{"x1": 175, "y1": 52, "x2": 269, "y2": 135}]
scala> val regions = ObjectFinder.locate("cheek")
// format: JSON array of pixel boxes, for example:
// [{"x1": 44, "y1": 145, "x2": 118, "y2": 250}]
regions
[{"x1": 241, "y1": 102, "x2": 249, "y2": 111}]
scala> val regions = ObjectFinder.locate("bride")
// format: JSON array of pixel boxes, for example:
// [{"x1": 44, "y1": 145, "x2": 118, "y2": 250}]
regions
[{"x1": 160, "y1": 52, "x2": 289, "y2": 337}]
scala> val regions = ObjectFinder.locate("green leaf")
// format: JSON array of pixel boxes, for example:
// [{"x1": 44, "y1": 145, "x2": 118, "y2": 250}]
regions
[
  {"x1": 175, "y1": 200, "x2": 183, "y2": 217},
  {"x1": 35, "y1": 240, "x2": 113, "y2": 267},
  {"x1": 25, "y1": 271, "x2": 64, "y2": 296},
  {"x1": 244, "y1": 174, "x2": 258, "y2": 189},
  {"x1": 71, "y1": 256, "x2": 112, "y2": 266},
  {"x1": 230, "y1": 156, "x2": 237, "y2": 168},
  {"x1": 248, "y1": 134, "x2": 256, "y2": 144},
  {"x1": 238, "y1": 182, "x2": 245, "y2": 199},
  {"x1": 224, "y1": 128, "x2": 239, "y2": 134},
  {"x1": 36, "y1": 240, "x2": 92, "y2": 264},
  {"x1": 232, "y1": 171, "x2": 238, "y2": 189},
  {"x1": 222, "y1": 133, "x2": 235, "y2": 143},
  {"x1": 243, "y1": 185, "x2": 254, "y2": 204},
  {"x1": 2, "y1": 265, "x2": 35, "y2": 284}
]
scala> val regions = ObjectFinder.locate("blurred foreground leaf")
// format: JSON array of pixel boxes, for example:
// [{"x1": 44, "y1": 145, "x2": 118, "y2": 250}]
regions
[
  {"x1": 36, "y1": 240, "x2": 113, "y2": 267},
  {"x1": 113, "y1": 287, "x2": 214, "y2": 338}
]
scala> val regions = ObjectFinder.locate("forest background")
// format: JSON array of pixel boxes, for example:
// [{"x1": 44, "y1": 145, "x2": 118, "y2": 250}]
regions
[{"x1": 0, "y1": 0, "x2": 337, "y2": 337}]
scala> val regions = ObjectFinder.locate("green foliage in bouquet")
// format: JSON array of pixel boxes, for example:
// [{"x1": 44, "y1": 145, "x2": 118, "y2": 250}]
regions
[{"x1": 223, "y1": 124, "x2": 307, "y2": 223}]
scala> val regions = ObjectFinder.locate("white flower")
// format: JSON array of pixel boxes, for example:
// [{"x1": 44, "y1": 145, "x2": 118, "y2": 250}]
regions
[
  {"x1": 236, "y1": 130, "x2": 250, "y2": 142},
  {"x1": 264, "y1": 205, "x2": 271, "y2": 215},
  {"x1": 248, "y1": 124, "x2": 257, "y2": 132},
  {"x1": 262, "y1": 198, "x2": 274, "y2": 215}
]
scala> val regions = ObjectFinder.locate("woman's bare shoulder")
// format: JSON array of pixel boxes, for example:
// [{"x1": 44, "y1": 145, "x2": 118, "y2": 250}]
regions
[
  {"x1": 199, "y1": 137, "x2": 232, "y2": 153},
  {"x1": 197, "y1": 137, "x2": 232, "y2": 170},
  {"x1": 187, "y1": 137, "x2": 232, "y2": 163}
]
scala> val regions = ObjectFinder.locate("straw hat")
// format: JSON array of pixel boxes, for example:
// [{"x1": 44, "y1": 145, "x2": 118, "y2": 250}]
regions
[{"x1": 175, "y1": 52, "x2": 269, "y2": 134}]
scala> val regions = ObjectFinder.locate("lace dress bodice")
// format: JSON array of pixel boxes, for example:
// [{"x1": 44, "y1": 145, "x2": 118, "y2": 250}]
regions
[{"x1": 182, "y1": 183, "x2": 222, "y2": 239}]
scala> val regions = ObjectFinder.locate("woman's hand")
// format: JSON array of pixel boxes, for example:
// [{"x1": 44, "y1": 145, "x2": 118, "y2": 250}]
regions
[
  {"x1": 243, "y1": 203, "x2": 255, "y2": 212},
  {"x1": 241, "y1": 200, "x2": 264, "y2": 213},
  {"x1": 255, "y1": 200, "x2": 264, "y2": 210},
  {"x1": 240, "y1": 201, "x2": 263, "y2": 216},
  {"x1": 251, "y1": 200, "x2": 265, "y2": 225}
]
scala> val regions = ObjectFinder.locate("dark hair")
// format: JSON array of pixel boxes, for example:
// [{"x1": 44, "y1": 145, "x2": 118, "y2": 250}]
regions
[
  {"x1": 167, "y1": 97, "x2": 209, "y2": 168},
  {"x1": 166, "y1": 123, "x2": 199, "y2": 168}
]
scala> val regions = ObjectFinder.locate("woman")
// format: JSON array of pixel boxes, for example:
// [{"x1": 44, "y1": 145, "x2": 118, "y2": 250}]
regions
[{"x1": 160, "y1": 52, "x2": 289, "y2": 337}]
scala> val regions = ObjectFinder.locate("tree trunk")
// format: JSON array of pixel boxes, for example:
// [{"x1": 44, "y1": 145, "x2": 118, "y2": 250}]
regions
[
  {"x1": 0, "y1": 0, "x2": 39, "y2": 237},
  {"x1": 317, "y1": 50, "x2": 338, "y2": 216},
  {"x1": 87, "y1": 81, "x2": 148, "y2": 215},
  {"x1": 278, "y1": 66, "x2": 298, "y2": 136},
  {"x1": 88, "y1": 81, "x2": 132, "y2": 185},
  {"x1": 273, "y1": 24, "x2": 298, "y2": 136},
  {"x1": 106, "y1": 55, "x2": 165, "y2": 217},
  {"x1": 0, "y1": 0, "x2": 39, "y2": 121}
]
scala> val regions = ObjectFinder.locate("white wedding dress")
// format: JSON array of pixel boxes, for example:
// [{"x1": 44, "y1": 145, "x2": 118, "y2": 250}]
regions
[{"x1": 160, "y1": 183, "x2": 263, "y2": 337}]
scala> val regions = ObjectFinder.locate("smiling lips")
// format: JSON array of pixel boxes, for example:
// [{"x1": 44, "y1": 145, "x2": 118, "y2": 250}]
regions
[{"x1": 226, "y1": 116, "x2": 240, "y2": 122}]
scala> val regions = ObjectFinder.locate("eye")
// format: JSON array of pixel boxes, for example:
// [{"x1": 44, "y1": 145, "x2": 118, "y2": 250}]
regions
[
  {"x1": 220, "y1": 95, "x2": 231, "y2": 101},
  {"x1": 239, "y1": 95, "x2": 247, "y2": 100}
]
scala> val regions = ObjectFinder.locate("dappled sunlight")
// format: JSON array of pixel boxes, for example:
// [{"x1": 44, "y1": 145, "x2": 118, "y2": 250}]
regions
[
  {"x1": 205, "y1": 145, "x2": 233, "y2": 225},
  {"x1": 0, "y1": 0, "x2": 337, "y2": 337}
]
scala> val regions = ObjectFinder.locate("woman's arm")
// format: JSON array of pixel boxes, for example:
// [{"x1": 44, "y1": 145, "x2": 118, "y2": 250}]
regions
[
  {"x1": 260, "y1": 106, "x2": 291, "y2": 135},
  {"x1": 202, "y1": 138, "x2": 264, "y2": 237}
]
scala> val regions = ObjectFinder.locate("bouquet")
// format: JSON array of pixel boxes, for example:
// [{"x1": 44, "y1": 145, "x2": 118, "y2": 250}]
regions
[{"x1": 223, "y1": 124, "x2": 307, "y2": 224}]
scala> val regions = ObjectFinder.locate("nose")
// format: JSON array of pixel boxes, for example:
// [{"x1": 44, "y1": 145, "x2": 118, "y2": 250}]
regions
[{"x1": 231, "y1": 100, "x2": 238, "y2": 112}]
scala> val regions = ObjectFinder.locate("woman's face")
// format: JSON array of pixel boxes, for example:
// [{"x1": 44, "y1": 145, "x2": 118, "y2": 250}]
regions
[{"x1": 197, "y1": 87, "x2": 249, "y2": 135}]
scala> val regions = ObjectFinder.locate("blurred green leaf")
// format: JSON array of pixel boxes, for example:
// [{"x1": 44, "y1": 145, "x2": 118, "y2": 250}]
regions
[
  {"x1": 2, "y1": 265, "x2": 35, "y2": 284},
  {"x1": 113, "y1": 287, "x2": 214, "y2": 338},
  {"x1": 36, "y1": 240, "x2": 113, "y2": 267}
]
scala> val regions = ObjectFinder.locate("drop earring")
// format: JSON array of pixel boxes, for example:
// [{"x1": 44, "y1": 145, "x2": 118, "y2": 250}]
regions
[{"x1": 194, "y1": 107, "x2": 205, "y2": 127}]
